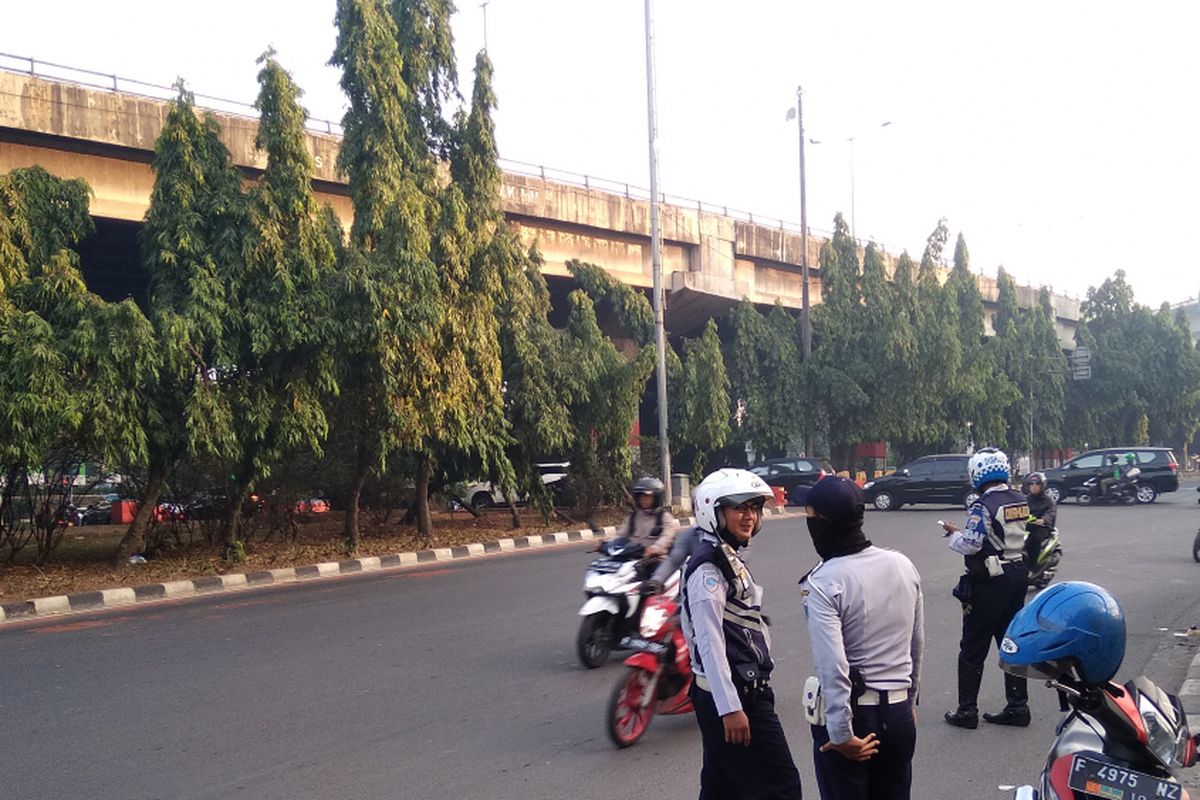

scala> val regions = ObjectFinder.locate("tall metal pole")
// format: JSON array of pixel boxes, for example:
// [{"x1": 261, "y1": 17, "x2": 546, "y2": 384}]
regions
[
  {"x1": 480, "y1": 2, "x2": 489, "y2": 51},
  {"x1": 644, "y1": 0, "x2": 671, "y2": 504},
  {"x1": 797, "y1": 86, "x2": 811, "y2": 359}
]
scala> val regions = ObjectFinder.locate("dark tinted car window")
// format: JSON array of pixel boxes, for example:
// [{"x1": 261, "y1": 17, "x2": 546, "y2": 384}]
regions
[
  {"x1": 905, "y1": 460, "x2": 935, "y2": 478},
  {"x1": 933, "y1": 459, "x2": 967, "y2": 477},
  {"x1": 1134, "y1": 451, "x2": 1161, "y2": 465},
  {"x1": 1071, "y1": 454, "x2": 1103, "y2": 469},
  {"x1": 770, "y1": 464, "x2": 799, "y2": 476},
  {"x1": 795, "y1": 460, "x2": 816, "y2": 472}
]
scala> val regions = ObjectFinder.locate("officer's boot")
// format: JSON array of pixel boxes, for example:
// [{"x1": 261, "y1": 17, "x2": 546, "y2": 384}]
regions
[
  {"x1": 945, "y1": 660, "x2": 983, "y2": 729},
  {"x1": 984, "y1": 673, "x2": 1031, "y2": 727}
]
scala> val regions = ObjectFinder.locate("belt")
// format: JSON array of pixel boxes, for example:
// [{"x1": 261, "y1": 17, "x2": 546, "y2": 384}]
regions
[
  {"x1": 856, "y1": 688, "x2": 909, "y2": 706},
  {"x1": 694, "y1": 673, "x2": 771, "y2": 693}
]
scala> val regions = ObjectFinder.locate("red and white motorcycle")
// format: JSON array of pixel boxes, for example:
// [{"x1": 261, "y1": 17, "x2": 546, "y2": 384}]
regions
[{"x1": 604, "y1": 592, "x2": 694, "y2": 747}]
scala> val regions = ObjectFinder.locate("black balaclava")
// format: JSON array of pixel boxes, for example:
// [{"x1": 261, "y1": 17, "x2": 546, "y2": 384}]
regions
[{"x1": 807, "y1": 515, "x2": 871, "y2": 560}]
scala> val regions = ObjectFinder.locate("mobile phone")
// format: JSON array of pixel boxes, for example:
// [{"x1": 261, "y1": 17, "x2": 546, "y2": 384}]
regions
[{"x1": 936, "y1": 520, "x2": 947, "y2": 528}]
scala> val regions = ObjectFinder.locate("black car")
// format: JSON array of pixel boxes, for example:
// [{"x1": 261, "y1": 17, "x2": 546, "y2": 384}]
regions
[
  {"x1": 748, "y1": 458, "x2": 825, "y2": 504},
  {"x1": 1041, "y1": 447, "x2": 1179, "y2": 504},
  {"x1": 863, "y1": 454, "x2": 977, "y2": 511}
]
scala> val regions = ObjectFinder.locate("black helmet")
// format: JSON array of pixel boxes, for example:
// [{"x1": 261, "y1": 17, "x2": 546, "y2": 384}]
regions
[
  {"x1": 1023, "y1": 472, "x2": 1045, "y2": 489},
  {"x1": 631, "y1": 476, "x2": 665, "y2": 508}
]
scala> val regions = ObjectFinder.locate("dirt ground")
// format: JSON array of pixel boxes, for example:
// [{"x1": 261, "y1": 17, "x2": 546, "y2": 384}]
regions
[{"x1": 0, "y1": 506, "x2": 627, "y2": 604}]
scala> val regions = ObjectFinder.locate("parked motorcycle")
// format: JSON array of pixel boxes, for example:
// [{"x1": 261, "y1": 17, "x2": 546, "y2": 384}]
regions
[
  {"x1": 605, "y1": 592, "x2": 693, "y2": 747},
  {"x1": 1002, "y1": 583, "x2": 1200, "y2": 799},
  {"x1": 576, "y1": 538, "x2": 679, "y2": 669},
  {"x1": 1078, "y1": 468, "x2": 1147, "y2": 505}
]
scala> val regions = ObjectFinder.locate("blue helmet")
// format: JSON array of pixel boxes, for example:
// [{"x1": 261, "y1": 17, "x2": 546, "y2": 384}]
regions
[
  {"x1": 999, "y1": 581, "x2": 1125, "y2": 686},
  {"x1": 968, "y1": 447, "x2": 1010, "y2": 490}
]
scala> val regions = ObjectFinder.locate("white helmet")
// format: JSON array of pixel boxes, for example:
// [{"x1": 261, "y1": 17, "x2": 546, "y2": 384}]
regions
[
  {"x1": 694, "y1": 468, "x2": 774, "y2": 536},
  {"x1": 968, "y1": 447, "x2": 1010, "y2": 490}
]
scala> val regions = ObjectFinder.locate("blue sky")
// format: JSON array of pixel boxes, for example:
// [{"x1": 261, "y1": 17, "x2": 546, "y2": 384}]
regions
[{"x1": 6, "y1": 0, "x2": 1199, "y2": 307}]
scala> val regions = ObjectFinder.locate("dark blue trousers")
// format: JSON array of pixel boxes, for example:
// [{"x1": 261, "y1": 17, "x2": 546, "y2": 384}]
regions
[
  {"x1": 811, "y1": 699, "x2": 916, "y2": 800},
  {"x1": 691, "y1": 684, "x2": 803, "y2": 800}
]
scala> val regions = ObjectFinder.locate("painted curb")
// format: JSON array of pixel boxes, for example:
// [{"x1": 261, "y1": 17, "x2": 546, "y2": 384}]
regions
[{"x1": 0, "y1": 506, "x2": 801, "y2": 624}]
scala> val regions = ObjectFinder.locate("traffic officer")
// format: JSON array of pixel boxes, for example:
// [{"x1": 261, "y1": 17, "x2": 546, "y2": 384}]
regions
[
  {"x1": 683, "y1": 468, "x2": 802, "y2": 800},
  {"x1": 797, "y1": 476, "x2": 924, "y2": 800},
  {"x1": 941, "y1": 448, "x2": 1032, "y2": 728}
]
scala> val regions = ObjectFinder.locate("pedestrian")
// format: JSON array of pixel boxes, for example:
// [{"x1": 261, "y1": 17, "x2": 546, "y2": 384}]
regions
[
  {"x1": 683, "y1": 468, "x2": 802, "y2": 800},
  {"x1": 941, "y1": 448, "x2": 1032, "y2": 728},
  {"x1": 797, "y1": 476, "x2": 924, "y2": 800}
]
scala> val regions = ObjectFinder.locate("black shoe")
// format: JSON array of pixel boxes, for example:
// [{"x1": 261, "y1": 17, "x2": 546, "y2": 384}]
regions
[
  {"x1": 944, "y1": 709, "x2": 978, "y2": 729},
  {"x1": 983, "y1": 707, "x2": 1031, "y2": 727}
]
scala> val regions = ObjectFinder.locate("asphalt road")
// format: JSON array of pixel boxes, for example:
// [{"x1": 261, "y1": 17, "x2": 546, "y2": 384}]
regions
[{"x1": 3, "y1": 483, "x2": 1199, "y2": 800}]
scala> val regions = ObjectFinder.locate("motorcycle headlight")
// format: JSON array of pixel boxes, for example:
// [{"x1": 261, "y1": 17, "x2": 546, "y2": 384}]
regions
[
  {"x1": 1139, "y1": 694, "x2": 1186, "y2": 767},
  {"x1": 640, "y1": 604, "x2": 670, "y2": 639}
]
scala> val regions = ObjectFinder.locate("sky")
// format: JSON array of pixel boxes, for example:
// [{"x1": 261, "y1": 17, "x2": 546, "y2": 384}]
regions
[{"x1": 5, "y1": 0, "x2": 1199, "y2": 307}]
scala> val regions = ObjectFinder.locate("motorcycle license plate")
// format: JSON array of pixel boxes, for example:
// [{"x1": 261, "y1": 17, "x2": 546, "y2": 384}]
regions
[
  {"x1": 590, "y1": 559, "x2": 624, "y2": 573},
  {"x1": 619, "y1": 636, "x2": 669, "y2": 656},
  {"x1": 1067, "y1": 755, "x2": 1179, "y2": 799}
]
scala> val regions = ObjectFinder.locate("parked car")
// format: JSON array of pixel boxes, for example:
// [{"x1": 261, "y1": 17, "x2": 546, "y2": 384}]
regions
[
  {"x1": 293, "y1": 498, "x2": 330, "y2": 514},
  {"x1": 78, "y1": 493, "x2": 121, "y2": 525},
  {"x1": 1041, "y1": 447, "x2": 1179, "y2": 504},
  {"x1": 460, "y1": 462, "x2": 571, "y2": 509},
  {"x1": 746, "y1": 458, "x2": 825, "y2": 505},
  {"x1": 863, "y1": 454, "x2": 977, "y2": 511}
]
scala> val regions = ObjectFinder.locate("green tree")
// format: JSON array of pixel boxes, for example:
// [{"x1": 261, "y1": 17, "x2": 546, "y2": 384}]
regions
[
  {"x1": 946, "y1": 233, "x2": 1016, "y2": 448},
  {"x1": 330, "y1": 0, "x2": 441, "y2": 546},
  {"x1": 674, "y1": 319, "x2": 731, "y2": 479},
  {"x1": 810, "y1": 214, "x2": 868, "y2": 467},
  {"x1": 220, "y1": 54, "x2": 339, "y2": 559},
  {"x1": 559, "y1": 290, "x2": 655, "y2": 517},
  {"x1": 0, "y1": 167, "x2": 157, "y2": 563},
  {"x1": 455, "y1": 53, "x2": 571, "y2": 524},
  {"x1": 111, "y1": 89, "x2": 242, "y2": 563},
  {"x1": 724, "y1": 300, "x2": 801, "y2": 459},
  {"x1": 1020, "y1": 289, "x2": 1067, "y2": 454}
]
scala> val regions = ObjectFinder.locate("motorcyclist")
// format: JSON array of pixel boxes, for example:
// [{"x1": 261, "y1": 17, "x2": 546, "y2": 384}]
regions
[
  {"x1": 596, "y1": 478, "x2": 679, "y2": 580},
  {"x1": 1022, "y1": 472, "x2": 1056, "y2": 571}
]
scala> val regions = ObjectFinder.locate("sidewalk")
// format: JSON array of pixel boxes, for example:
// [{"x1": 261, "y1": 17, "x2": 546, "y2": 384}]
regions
[{"x1": 0, "y1": 505, "x2": 798, "y2": 624}]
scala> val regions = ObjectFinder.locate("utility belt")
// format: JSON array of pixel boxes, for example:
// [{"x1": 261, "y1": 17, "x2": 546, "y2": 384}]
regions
[
  {"x1": 803, "y1": 672, "x2": 910, "y2": 725},
  {"x1": 695, "y1": 663, "x2": 772, "y2": 695},
  {"x1": 966, "y1": 554, "x2": 1025, "y2": 579}
]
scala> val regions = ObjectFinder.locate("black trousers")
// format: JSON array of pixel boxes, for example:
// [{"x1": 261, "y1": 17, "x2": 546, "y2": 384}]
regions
[
  {"x1": 960, "y1": 570, "x2": 1026, "y2": 669},
  {"x1": 958, "y1": 569, "x2": 1028, "y2": 710},
  {"x1": 811, "y1": 698, "x2": 916, "y2": 800},
  {"x1": 691, "y1": 684, "x2": 803, "y2": 800}
]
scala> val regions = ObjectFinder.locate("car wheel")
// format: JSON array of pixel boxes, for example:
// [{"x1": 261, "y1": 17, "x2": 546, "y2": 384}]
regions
[
  {"x1": 1135, "y1": 485, "x2": 1157, "y2": 504},
  {"x1": 1045, "y1": 485, "x2": 1063, "y2": 504},
  {"x1": 872, "y1": 492, "x2": 895, "y2": 511},
  {"x1": 963, "y1": 491, "x2": 980, "y2": 509},
  {"x1": 1077, "y1": 492, "x2": 1094, "y2": 506},
  {"x1": 470, "y1": 492, "x2": 493, "y2": 510}
]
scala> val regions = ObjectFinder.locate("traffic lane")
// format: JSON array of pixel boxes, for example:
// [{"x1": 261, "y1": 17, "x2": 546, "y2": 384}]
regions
[{"x1": 3, "y1": 503, "x2": 1198, "y2": 800}]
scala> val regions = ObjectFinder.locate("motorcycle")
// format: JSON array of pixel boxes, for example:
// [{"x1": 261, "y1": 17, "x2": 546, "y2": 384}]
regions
[
  {"x1": 1024, "y1": 522, "x2": 1062, "y2": 591},
  {"x1": 1078, "y1": 467, "x2": 1145, "y2": 506},
  {"x1": 576, "y1": 538, "x2": 679, "y2": 669},
  {"x1": 1007, "y1": 672, "x2": 1200, "y2": 799},
  {"x1": 605, "y1": 592, "x2": 694, "y2": 747}
]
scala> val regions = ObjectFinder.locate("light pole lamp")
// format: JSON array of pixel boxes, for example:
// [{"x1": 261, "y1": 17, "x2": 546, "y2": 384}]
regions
[{"x1": 785, "y1": 90, "x2": 811, "y2": 359}]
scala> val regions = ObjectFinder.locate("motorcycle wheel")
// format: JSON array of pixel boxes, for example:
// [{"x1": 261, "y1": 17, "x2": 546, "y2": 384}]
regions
[
  {"x1": 607, "y1": 666, "x2": 658, "y2": 748},
  {"x1": 577, "y1": 612, "x2": 615, "y2": 669},
  {"x1": 1192, "y1": 531, "x2": 1200, "y2": 564}
]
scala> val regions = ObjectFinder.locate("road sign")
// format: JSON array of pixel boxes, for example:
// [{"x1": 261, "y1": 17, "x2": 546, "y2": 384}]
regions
[{"x1": 1072, "y1": 365, "x2": 1092, "y2": 381}]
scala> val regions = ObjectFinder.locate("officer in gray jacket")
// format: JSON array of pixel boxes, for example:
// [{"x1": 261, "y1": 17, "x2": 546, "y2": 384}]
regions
[
  {"x1": 798, "y1": 476, "x2": 924, "y2": 800},
  {"x1": 683, "y1": 468, "x2": 802, "y2": 800}
]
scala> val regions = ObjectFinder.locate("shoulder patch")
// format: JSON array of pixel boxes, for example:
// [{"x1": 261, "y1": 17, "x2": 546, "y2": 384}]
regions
[{"x1": 703, "y1": 574, "x2": 721, "y2": 593}]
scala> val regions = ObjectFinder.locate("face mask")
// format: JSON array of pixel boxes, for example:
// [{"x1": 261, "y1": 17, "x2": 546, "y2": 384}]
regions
[{"x1": 806, "y1": 515, "x2": 871, "y2": 560}]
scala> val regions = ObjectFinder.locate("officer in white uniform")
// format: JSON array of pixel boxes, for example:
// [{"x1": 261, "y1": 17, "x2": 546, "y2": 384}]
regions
[
  {"x1": 683, "y1": 468, "x2": 802, "y2": 800},
  {"x1": 798, "y1": 476, "x2": 924, "y2": 800}
]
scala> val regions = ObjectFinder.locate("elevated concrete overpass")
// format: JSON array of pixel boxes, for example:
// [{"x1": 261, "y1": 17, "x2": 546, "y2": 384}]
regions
[{"x1": 0, "y1": 67, "x2": 1080, "y2": 344}]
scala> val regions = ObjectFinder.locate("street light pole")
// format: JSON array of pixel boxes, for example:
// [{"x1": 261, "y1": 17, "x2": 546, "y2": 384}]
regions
[
  {"x1": 795, "y1": 86, "x2": 811, "y2": 359},
  {"x1": 644, "y1": 0, "x2": 671, "y2": 504}
]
